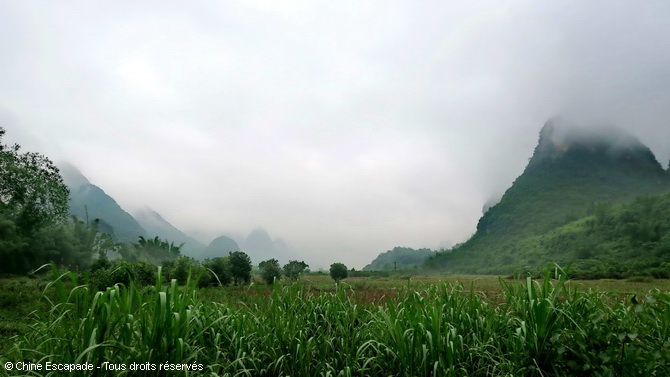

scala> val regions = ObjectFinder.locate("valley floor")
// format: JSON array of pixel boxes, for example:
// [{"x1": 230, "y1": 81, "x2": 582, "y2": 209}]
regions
[{"x1": 1, "y1": 273, "x2": 669, "y2": 376}]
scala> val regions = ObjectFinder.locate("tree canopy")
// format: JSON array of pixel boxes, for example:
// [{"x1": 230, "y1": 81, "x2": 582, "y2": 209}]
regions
[
  {"x1": 229, "y1": 251, "x2": 252, "y2": 285},
  {"x1": 329, "y1": 262, "x2": 348, "y2": 282},
  {"x1": 0, "y1": 127, "x2": 69, "y2": 234},
  {"x1": 283, "y1": 260, "x2": 309, "y2": 280},
  {"x1": 259, "y1": 258, "x2": 282, "y2": 284}
]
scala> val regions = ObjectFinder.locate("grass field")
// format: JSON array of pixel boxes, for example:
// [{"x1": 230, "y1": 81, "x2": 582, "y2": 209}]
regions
[{"x1": 1, "y1": 270, "x2": 669, "y2": 376}]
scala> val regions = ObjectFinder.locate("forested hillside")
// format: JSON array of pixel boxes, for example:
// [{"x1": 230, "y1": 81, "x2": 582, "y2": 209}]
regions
[
  {"x1": 62, "y1": 164, "x2": 147, "y2": 243},
  {"x1": 363, "y1": 247, "x2": 435, "y2": 271},
  {"x1": 427, "y1": 119, "x2": 670, "y2": 277}
]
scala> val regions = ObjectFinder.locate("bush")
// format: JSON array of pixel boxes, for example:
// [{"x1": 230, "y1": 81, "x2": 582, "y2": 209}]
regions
[{"x1": 89, "y1": 260, "x2": 158, "y2": 290}]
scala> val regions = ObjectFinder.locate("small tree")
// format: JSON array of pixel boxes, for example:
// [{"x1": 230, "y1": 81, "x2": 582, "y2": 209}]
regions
[
  {"x1": 134, "y1": 236, "x2": 183, "y2": 264},
  {"x1": 330, "y1": 262, "x2": 348, "y2": 282},
  {"x1": 259, "y1": 258, "x2": 282, "y2": 285},
  {"x1": 229, "y1": 251, "x2": 252, "y2": 285},
  {"x1": 203, "y1": 256, "x2": 232, "y2": 286},
  {"x1": 0, "y1": 127, "x2": 69, "y2": 234},
  {"x1": 283, "y1": 260, "x2": 309, "y2": 280},
  {"x1": 164, "y1": 256, "x2": 200, "y2": 285}
]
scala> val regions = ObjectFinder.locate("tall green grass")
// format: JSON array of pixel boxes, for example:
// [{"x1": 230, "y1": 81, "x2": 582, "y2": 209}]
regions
[{"x1": 2, "y1": 266, "x2": 669, "y2": 376}]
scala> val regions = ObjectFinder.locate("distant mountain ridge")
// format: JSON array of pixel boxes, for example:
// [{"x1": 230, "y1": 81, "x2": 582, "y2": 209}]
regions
[
  {"x1": 241, "y1": 228, "x2": 294, "y2": 265},
  {"x1": 134, "y1": 207, "x2": 206, "y2": 258},
  {"x1": 61, "y1": 163, "x2": 147, "y2": 243},
  {"x1": 428, "y1": 118, "x2": 670, "y2": 273},
  {"x1": 58, "y1": 163, "x2": 301, "y2": 264}
]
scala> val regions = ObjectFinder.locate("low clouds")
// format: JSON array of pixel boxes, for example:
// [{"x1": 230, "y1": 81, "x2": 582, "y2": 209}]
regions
[{"x1": 1, "y1": 1, "x2": 669, "y2": 268}]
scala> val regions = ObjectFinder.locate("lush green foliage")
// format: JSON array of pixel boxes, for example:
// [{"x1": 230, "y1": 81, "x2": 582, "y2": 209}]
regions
[
  {"x1": 202, "y1": 256, "x2": 232, "y2": 286},
  {"x1": 228, "y1": 251, "x2": 252, "y2": 285},
  {"x1": 133, "y1": 235, "x2": 182, "y2": 264},
  {"x1": 0, "y1": 127, "x2": 69, "y2": 234},
  {"x1": 0, "y1": 215, "x2": 113, "y2": 274},
  {"x1": 90, "y1": 259, "x2": 158, "y2": 290},
  {"x1": 363, "y1": 246, "x2": 435, "y2": 271},
  {"x1": 429, "y1": 193, "x2": 670, "y2": 278},
  {"x1": 259, "y1": 258, "x2": 282, "y2": 284},
  {"x1": 0, "y1": 128, "x2": 89, "y2": 274},
  {"x1": 330, "y1": 262, "x2": 348, "y2": 282},
  {"x1": 2, "y1": 267, "x2": 669, "y2": 376},
  {"x1": 283, "y1": 260, "x2": 309, "y2": 280},
  {"x1": 429, "y1": 124, "x2": 670, "y2": 276}
]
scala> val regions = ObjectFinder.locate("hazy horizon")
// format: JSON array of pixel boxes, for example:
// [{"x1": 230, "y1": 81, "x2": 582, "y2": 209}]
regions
[{"x1": 2, "y1": 1, "x2": 670, "y2": 269}]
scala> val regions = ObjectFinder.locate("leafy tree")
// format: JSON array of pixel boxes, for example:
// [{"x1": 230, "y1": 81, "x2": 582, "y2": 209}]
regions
[
  {"x1": 259, "y1": 258, "x2": 282, "y2": 285},
  {"x1": 0, "y1": 127, "x2": 69, "y2": 234},
  {"x1": 163, "y1": 256, "x2": 200, "y2": 285},
  {"x1": 133, "y1": 236, "x2": 183, "y2": 264},
  {"x1": 203, "y1": 257, "x2": 232, "y2": 286},
  {"x1": 229, "y1": 251, "x2": 252, "y2": 285},
  {"x1": 329, "y1": 262, "x2": 348, "y2": 282},
  {"x1": 283, "y1": 260, "x2": 309, "y2": 280}
]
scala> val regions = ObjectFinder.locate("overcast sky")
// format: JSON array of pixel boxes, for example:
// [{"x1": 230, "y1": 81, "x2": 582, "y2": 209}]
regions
[{"x1": 1, "y1": 1, "x2": 669, "y2": 269}]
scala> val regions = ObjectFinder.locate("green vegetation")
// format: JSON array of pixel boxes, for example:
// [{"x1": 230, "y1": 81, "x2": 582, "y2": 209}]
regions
[
  {"x1": 259, "y1": 258, "x2": 282, "y2": 284},
  {"x1": 202, "y1": 256, "x2": 232, "y2": 286},
  {"x1": 1, "y1": 267, "x2": 668, "y2": 376},
  {"x1": 3, "y1": 121, "x2": 670, "y2": 374},
  {"x1": 363, "y1": 246, "x2": 435, "y2": 271},
  {"x1": 283, "y1": 260, "x2": 309, "y2": 280},
  {"x1": 228, "y1": 250, "x2": 252, "y2": 285},
  {"x1": 0, "y1": 128, "x2": 69, "y2": 233},
  {"x1": 428, "y1": 192, "x2": 670, "y2": 278},
  {"x1": 429, "y1": 122, "x2": 670, "y2": 276},
  {"x1": 329, "y1": 262, "x2": 348, "y2": 282},
  {"x1": 0, "y1": 127, "x2": 112, "y2": 274}
]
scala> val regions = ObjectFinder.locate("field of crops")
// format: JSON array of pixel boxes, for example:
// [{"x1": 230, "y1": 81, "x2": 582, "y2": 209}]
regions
[{"x1": 1, "y1": 268, "x2": 669, "y2": 376}]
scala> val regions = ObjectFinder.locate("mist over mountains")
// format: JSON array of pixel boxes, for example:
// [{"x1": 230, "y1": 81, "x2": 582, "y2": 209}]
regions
[
  {"x1": 59, "y1": 163, "x2": 297, "y2": 265},
  {"x1": 426, "y1": 118, "x2": 670, "y2": 274},
  {"x1": 61, "y1": 162, "x2": 146, "y2": 243},
  {"x1": 60, "y1": 115, "x2": 670, "y2": 274},
  {"x1": 133, "y1": 207, "x2": 206, "y2": 257}
]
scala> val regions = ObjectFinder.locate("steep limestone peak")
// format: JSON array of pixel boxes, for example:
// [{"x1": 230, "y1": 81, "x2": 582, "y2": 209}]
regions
[{"x1": 58, "y1": 161, "x2": 91, "y2": 188}]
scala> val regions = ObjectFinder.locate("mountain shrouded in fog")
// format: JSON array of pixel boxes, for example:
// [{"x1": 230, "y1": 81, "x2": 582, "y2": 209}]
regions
[
  {"x1": 60, "y1": 163, "x2": 147, "y2": 243},
  {"x1": 200, "y1": 236, "x2": 241, "y2": 260},
  {"x1": 3, "y1": 1, "x2": 670, "y2": 268},
  {"x1": 241, "y1": 228, "x2": 294, "y2": 265},
  {"x1": 134, "y1": 207, "x2": 206, "y2": 258},
  {"x1": 428, "y1": 118, "x2": 670, "y2": 273}
]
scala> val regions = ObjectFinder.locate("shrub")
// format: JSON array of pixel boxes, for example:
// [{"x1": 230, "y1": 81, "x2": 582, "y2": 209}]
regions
[{"x1": 89, "y1": 260, "x2": 159, "y2": 290}]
